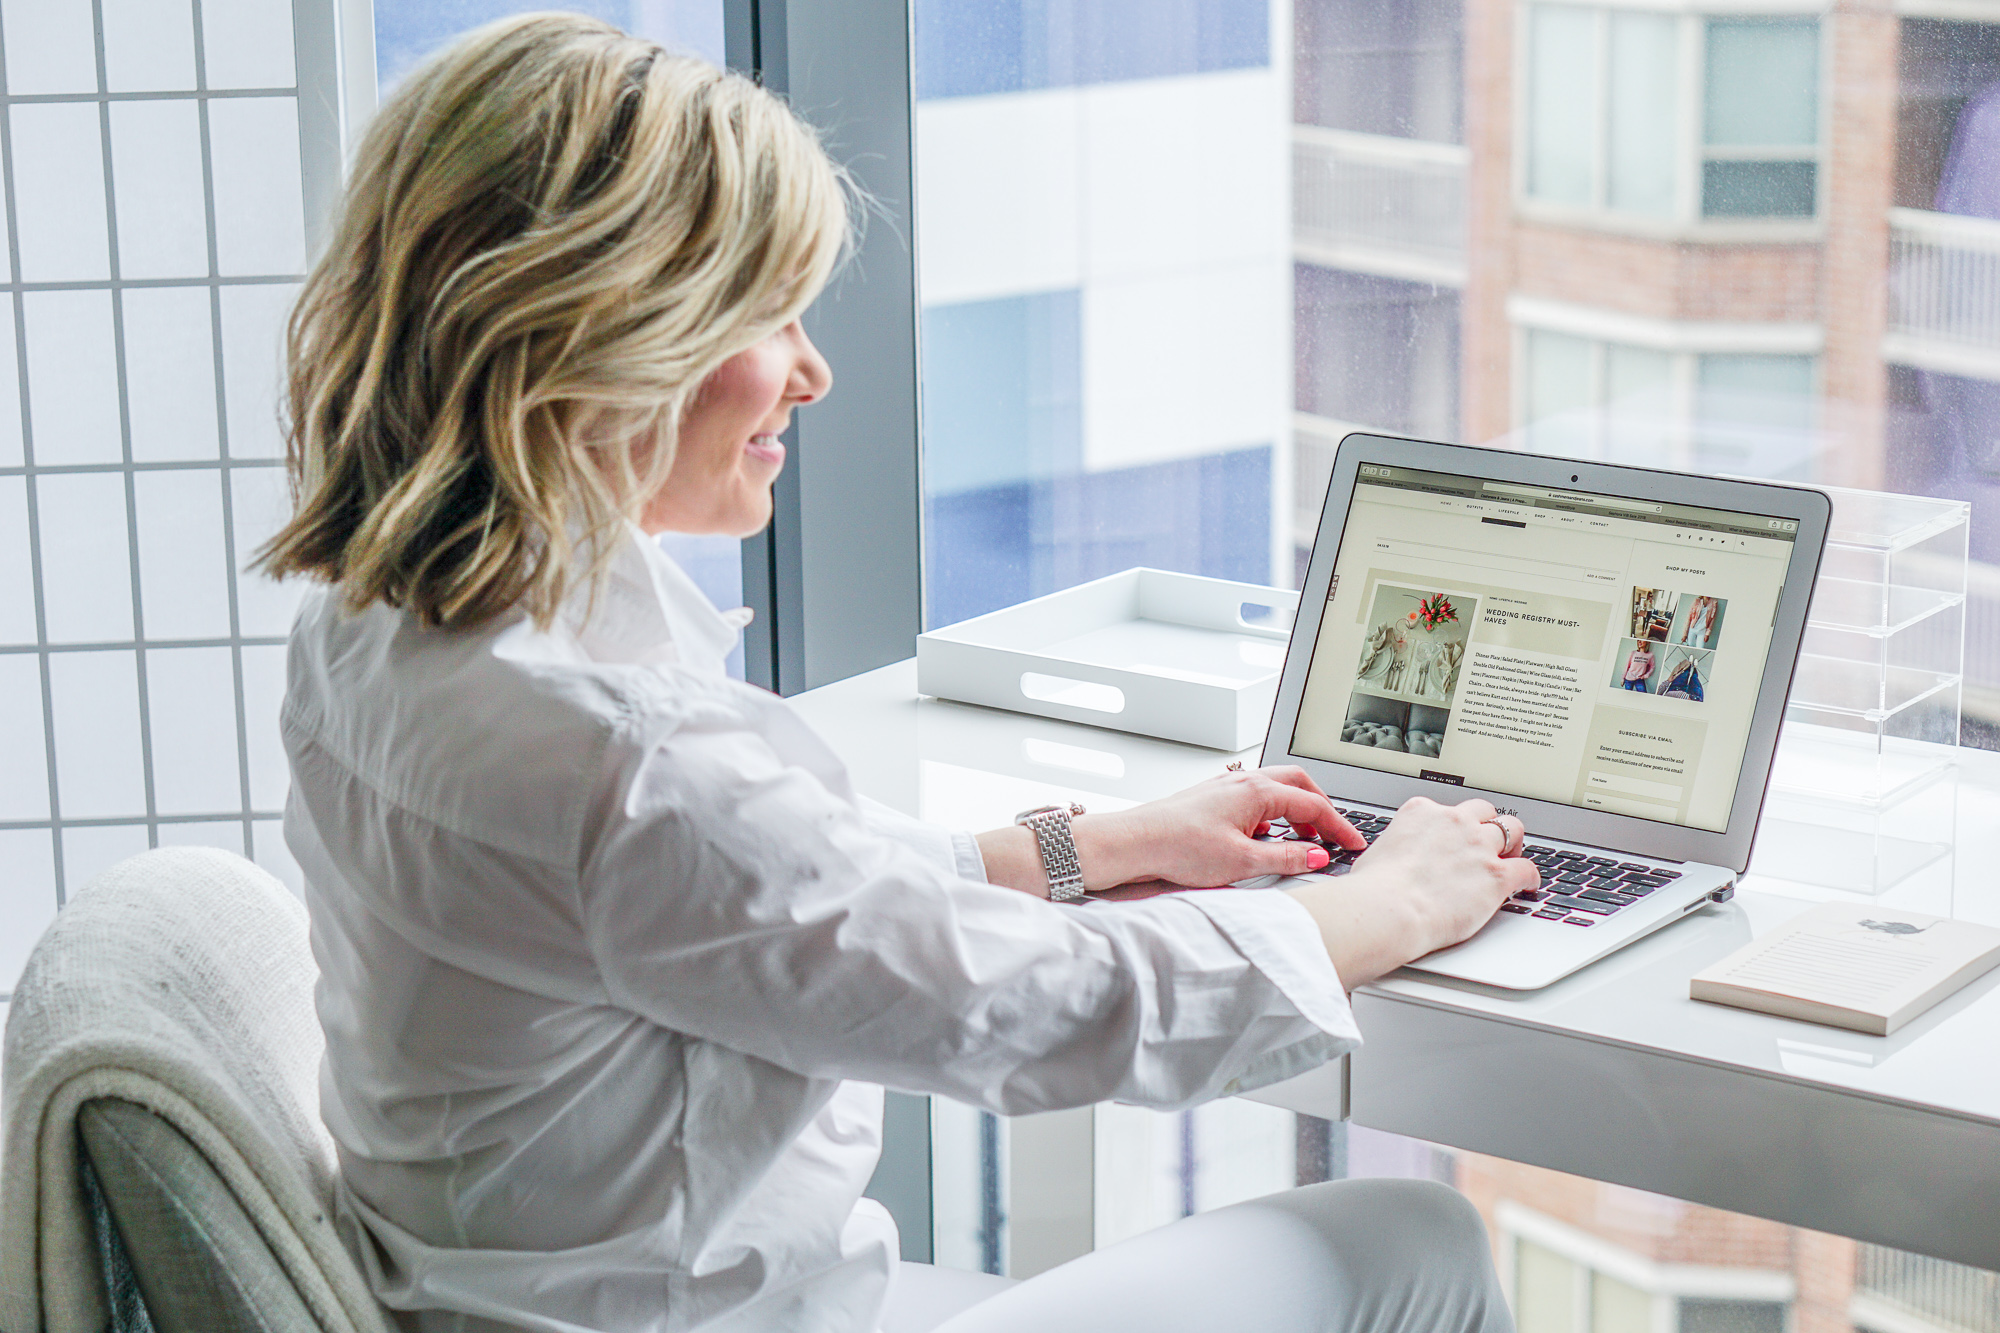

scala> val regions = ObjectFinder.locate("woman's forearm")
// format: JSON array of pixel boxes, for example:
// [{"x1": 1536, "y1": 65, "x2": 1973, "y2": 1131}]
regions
[{"x1": 975, "y1": 815, "x2": 1147, "y2": 898}]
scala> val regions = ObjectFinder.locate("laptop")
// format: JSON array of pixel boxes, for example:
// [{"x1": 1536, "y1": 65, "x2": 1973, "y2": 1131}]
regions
[{"x1": 1257, "y1": 434, "x2": 1831, "y2": 990}]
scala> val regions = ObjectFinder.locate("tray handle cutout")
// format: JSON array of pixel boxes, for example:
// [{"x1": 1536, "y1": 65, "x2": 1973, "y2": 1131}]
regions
[
  {"x1": 1020, "y1": 672, "x2": 1126, "y2": 714},
  {"x1": 1238, "y1": 600, "x2": 1290, "y2": 630}
]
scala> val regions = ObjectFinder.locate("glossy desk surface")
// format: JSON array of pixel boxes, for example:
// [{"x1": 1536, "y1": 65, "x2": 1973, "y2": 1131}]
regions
[{"x1": 790, "y1": 660, "x2": 2000, "y2": 1269}]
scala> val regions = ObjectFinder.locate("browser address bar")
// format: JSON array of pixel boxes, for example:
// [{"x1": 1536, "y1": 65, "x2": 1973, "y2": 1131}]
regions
[{"x1": 1482, "y1": 482, "x2": 1663, "y2": 514}]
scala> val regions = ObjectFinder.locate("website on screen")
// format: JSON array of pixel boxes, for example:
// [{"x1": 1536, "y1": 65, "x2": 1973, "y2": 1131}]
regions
[{"x1": 1291, "y1": 466, "x2": 1799, "y2": 832}]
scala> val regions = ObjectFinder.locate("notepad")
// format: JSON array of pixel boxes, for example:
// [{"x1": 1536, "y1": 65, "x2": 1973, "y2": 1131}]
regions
[{"x1": 1690, "y1": 902, "x2": 2000, "y2": 1035}]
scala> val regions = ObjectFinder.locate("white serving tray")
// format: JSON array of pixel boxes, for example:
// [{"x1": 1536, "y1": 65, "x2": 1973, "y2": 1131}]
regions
[{"x1": 916, "y1": 567, "x2": 1300, "y2": 750}]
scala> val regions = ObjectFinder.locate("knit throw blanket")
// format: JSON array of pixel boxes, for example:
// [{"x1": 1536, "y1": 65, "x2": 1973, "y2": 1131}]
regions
[{"x1": 1, "y1": 847, "x2": 391, "y2": 1333}]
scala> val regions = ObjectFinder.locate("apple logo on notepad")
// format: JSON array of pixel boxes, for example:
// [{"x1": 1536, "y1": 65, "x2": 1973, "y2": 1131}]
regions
[{"x1": 1859, "y1": 919, "x2": 1930, "y2": 936}]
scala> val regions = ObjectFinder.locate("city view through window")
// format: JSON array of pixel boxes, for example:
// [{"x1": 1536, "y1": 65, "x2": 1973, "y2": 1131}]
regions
[{"x1": 913, "y1": 2, "x2": 2000, "y2": 1329}]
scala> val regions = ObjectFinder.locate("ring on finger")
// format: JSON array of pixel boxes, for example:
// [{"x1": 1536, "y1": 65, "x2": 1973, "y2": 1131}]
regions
[{"x1": 1478, "y1": 815, "x2": 1517, "y2": 856}]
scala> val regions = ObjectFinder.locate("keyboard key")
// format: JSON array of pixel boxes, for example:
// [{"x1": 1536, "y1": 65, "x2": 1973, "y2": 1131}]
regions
[
  {"x1": 1652, "y1": 869, "x2": 1682, "y2": 880},
  {"x1": 1562, "y1": 916, "x2": 1596, "y2": 927},
  {"x1": 1514, "y1": 889, "x2": 1550, "y2": 902},
  {"x1": 1547, "y1": 895, "x2": 1614, "y2": 915},
  {"x1": 1622, "y1": 885, "x2": 1655, "y2": 897},
  {"x1": 1579, "y1": 889, "x2": 1637, "y2": 907},
  {"x1": 1527, "y1": 843, "x2": 1557, "y2": 855},
  {"x1": 1558, "y1": 870, "x2": 1589, "y2": 883},
  {"x1": 1501, "y1": 903, "x2": 1532, "y2": 914},
  {"x1": 1533, "y1": 908, "x2": 1567, "y2": 919},
  {"x1": 1618, "y1": 862, "x2": 1649, "y2": 872},
  {"x1": 1585, "y1": 856, "x2": 1615, "y2": 866}
]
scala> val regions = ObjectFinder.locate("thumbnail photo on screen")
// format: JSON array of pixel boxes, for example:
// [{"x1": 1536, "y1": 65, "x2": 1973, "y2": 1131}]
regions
[
  {"x1": 1342, "y1": 583, "x2": 1478, "y2": 758},
  {"x1": 1613, "y1": 585, "x2": 1724, "y2": 701}
]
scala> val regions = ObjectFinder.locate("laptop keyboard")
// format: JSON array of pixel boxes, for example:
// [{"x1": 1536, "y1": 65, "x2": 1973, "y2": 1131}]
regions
[{"x1": 1275, "y1": 811, "x2": 1684, "y2": 929}]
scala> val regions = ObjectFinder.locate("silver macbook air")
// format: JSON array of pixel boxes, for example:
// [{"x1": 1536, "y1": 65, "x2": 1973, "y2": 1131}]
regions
[{"x1": 1261, "y1": 434, "x2": 1831, "y2": 990}]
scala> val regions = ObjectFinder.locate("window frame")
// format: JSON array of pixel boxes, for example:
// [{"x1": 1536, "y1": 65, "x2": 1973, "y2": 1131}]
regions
[
  {"x1": 1512, "y1": 0, "x2": 1833, "y2": 242},
  {"x1": 726, "y1": 0, "x2": 925, "y2": 699}
]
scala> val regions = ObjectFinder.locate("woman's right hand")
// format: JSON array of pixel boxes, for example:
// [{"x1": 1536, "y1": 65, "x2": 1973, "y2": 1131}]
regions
[{"x1": 1285, "y1": 796, "x2": 1539, "y2": 988}]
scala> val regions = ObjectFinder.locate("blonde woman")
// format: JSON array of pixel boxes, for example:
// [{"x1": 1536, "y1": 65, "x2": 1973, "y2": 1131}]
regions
[{"x1": 263, "y1": 16, "x2": 1530, "y2": 1333}]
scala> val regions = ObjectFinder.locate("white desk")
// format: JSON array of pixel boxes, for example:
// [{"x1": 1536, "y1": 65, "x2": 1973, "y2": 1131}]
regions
[{"x1": 790, "y1": 660, "x2": 2000, "y2": 1273}]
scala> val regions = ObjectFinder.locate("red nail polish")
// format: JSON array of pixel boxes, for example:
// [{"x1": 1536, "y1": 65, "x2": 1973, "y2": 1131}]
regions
[
  {"x1": 1305, "y1": 846, "x2": 1331, "y2": 871},
  {"x1": 1294, "y1": 822, "x2": 1319, "y2": 840}
]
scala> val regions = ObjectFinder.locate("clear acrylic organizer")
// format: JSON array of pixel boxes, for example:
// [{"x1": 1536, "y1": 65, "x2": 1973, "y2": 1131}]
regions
[{"x1": 1754, "y1": 486, "x2": 1968, "y2": 897}]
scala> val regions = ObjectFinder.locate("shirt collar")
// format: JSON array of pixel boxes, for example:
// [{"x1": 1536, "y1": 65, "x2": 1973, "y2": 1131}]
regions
[{"x1": 564, "y1": 523, "x2": 749, "y2": 675}]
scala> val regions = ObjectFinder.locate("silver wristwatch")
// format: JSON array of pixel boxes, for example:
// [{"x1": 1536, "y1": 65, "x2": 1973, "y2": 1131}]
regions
[{"x1": 1015, "y1": 802, "x2": 1087, "y2": 903}]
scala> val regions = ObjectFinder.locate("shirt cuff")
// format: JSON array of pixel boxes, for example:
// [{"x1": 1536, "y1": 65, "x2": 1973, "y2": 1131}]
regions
[
  {"x1": 951, "y1": 829, "x2": 988, "y2": 883},
  {"x1": 1180, "y1": 888, "x2": 1362, "y2": 1051}
]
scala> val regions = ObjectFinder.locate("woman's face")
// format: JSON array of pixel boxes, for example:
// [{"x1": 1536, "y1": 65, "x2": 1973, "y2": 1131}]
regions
[{"x1": 638, "y1": 321, "x2": 832, "y2": 537}]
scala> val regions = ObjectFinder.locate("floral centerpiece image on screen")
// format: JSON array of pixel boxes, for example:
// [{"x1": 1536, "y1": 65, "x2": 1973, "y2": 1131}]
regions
[{"x1": 1343, "y1": 583, "x2": 1479, "y2": 759}]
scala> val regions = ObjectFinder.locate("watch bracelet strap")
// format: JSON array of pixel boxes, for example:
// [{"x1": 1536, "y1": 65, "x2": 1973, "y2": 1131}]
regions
[{"x1": 1021, "y1": 807, "x2": 1087, "y2": 903}]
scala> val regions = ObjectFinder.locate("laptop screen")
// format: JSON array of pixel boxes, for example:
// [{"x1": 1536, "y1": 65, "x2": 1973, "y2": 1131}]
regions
[{"x1": 1289, "y1": 465, "x2": 1800, "y2": 833}]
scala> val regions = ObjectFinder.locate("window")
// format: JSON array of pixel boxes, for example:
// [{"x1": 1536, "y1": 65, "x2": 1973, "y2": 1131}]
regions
[
  {"x1": 1504, "y1": 1203, "x2": 1794, "y2": 1333},
  {"x1": 914, "y1": 0, "x2": 1287, "y2": 629},
  {"x1": 1522, "y1": 6, "x2": 1822, "y2": 227},
  {"x1": 0, "y1": 0, "x2": 329, "y2": 989},
  {"x1": 1518, "y1": 323, "x2": 1817, "y2": 476}
]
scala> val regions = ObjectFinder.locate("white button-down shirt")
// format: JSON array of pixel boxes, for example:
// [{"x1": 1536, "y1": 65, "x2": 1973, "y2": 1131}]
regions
[{"x1": 284, "y1": 526, "x2": 1360, "y2": 1333}]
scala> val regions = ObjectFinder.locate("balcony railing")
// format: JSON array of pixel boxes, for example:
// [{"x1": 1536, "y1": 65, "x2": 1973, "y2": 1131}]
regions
[
  {"x1": 1886, "y1": 206, "x2": 2000, "y2": 379},
  {"x1": 1292, "y1": 126, "x2": 1468, "y2": 288},
  {"x1": 1854, "y1": 1246, "x2": 2000, "y2": 1333}
]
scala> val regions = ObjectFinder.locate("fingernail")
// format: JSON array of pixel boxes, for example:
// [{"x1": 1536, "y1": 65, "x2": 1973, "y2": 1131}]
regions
[
  {"x1": 1294, "y1": 822, "x2": 1319, "y2": 841},
  {"x1": 1305, "y1": 846, "x2": 1331, "y2": 870},
  {"x1": 1255, "y1": 821, "x2": 1272, "y2": 837}
]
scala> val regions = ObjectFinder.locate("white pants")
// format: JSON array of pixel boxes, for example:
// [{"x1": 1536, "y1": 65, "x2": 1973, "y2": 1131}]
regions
[{"x1": 882, "y1": 1178, "x2": 1514, "y2": 1333}]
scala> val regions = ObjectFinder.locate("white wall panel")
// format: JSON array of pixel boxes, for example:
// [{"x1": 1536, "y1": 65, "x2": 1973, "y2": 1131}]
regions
[
  {"x1": 0, "y1": 309, "x2": 22, "y2": 466},
  {"x1": 134, "y1": 469, "x2": 232, "y2": 639},
  {"x1": 0, "y1": 476, "x2": 33, "y2": 644},
  {"x1": 249, "y1": 817, "x2": 300, "y2": 894},
  {"x1": 101, "y1": 0, "x2": 198, "y2": 93},
  {"x1": 22, "y1": 290, "x2": 122, "y2": 465},
  {"x1": 1079, "y1": 70, "x2": 1286, "y2": 281},
  {"x1": 0, "y1": 830, "x2": 57, "y2": 989},
  {"x1": 230, "y1": 466, "x2": 302, "y2": 636},
  {"x1": 200, "y1": 0, "x2": 298, "y2": 90},
  {"x1": 0, "y1": 0, "x2": 98, "y2": 96},
  {"x1": 916, "y1": 90, "x2": 1082, "y2": 306},
  {"x1": 239, "y1": 643, "x2": 287, "y2": 810},
  {"x1": 145, "y1": 646, "x2": 242, "y2": 814},
  {"x1": 122, "y1": 286, "x2": 220, "y2": 461},
  {"x1": 0, "y1": 654, "x2": 48, "y2": 819},
  {"x1": 1082, "y1": 262, "x2": 1288, "y2": 472},
  {"x1": 9, "y1": 103, "x2": 109, "y2": 282},
  {"x1": 35, "y1": 472, "x2": 134, "y2": 643},
  {"x1": 110, "y1": 101, "x2": 211, "y2": 278},
  {"x1": 61, "y1": 823, "x2": 151, "y2": 890},
  {"x1": 48, "y1": 649, "x2": 147, "y2": 818},
  {"x1": 219, "y1": 283, "x2": 296, "y2": 457},
  {"x1": 208, "y1": 99, "x2": 306, "y2": 275},
  {"x1": 157, "y1": 820, "x2": 247, "y2": 854}
]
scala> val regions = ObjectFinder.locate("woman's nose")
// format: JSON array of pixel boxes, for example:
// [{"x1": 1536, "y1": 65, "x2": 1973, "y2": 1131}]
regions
[{"x1": 790, "y1": 325, "x2": 833, "y2": 404}]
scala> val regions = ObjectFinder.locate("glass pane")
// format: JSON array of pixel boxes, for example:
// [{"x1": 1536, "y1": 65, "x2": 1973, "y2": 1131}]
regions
[
  {"x1": 1605, "y1": 343, "x2": 1677, "y2": 463},
  {"x1": 1515, "y1": 1239, "x2": 1580, "y2": 1333},
  {"x1": 1592, "y1": 1271, "x2": 1654, "y2": 1333},
  {"x1": 915, "y1": 1, "x2": 1283, "y2": 628},
  {"x1": 1296, "y1": 0, "x2": 1462, "y2": 142},
  {"x1": 1607, "y1": 11, "x2": 1679, "y2": 217},
  {"x1": 1527, "y1": 5, "x2": 1598, "y2": 207},
  {"x1": 1701, "y1": 160, "x2": 1817, "y2": 218},
  {"x1": 1706, "y1": 20, "x2": 1819, "y2": 148},
  {"x1": 1524, "y1": 329, "x2": 1597, "y2": 455}
]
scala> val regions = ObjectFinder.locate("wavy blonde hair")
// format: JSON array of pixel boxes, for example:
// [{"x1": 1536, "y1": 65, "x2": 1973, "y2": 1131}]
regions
[{"x1": 257, "y1": 13, "x2": 851, "y2": 629}]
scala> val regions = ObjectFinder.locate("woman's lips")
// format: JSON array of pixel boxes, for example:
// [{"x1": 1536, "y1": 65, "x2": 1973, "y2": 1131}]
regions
[{"x1": 745, "y1": 433, "x2": 786, "y2": 466}]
